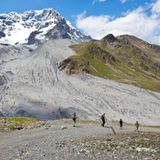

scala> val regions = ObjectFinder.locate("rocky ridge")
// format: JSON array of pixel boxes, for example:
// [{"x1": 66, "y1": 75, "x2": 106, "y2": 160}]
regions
[{"x1": 59, "y1": 34, "x2": 160, "y2": 92}]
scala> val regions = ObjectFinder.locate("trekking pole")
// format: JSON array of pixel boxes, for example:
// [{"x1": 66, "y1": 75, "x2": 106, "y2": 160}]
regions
[
  {"x1": 107, "y1": 119, "x2": 116, "y2": 135},
  {"x1": 110, "y1": 126, "x2": 116, "y2": 135}
]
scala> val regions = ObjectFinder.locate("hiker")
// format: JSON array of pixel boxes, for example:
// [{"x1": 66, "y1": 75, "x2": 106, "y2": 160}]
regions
[
  {"x1": 72, "y1": 112, "x2": 77, "y2": 127},
  {"x1": 119, "y1": 119, "x2": 123, "y2": 129},
  {"x1": 135, "y1": 121, "x2": 140, "y2": 131},
  {"x1": 101, "y1": 113, "x2": 106, "y2": 127}
]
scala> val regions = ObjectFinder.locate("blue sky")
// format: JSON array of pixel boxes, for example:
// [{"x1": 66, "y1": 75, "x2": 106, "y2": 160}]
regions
[
  {"x1": 0, "y1": 0, "x2": 160, "y2": 44},
  {"x1": 0, "y1": 0, "x2": 151, "y2": 21}
]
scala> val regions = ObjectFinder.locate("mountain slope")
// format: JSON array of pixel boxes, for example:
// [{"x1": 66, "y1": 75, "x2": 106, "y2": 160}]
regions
[
  {"x1": 58, "y1": 34, "x2": 160, "y2": 92},
  {"x1": 0, "y1": 40, "x2": 160, "y2": 125},
  {"x1": 0, "y1": 8, "x2": 91, "y2": 45}
]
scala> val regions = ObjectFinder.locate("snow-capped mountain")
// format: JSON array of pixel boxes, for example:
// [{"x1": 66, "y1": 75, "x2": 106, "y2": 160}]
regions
[
  {"x1": 0, "y1": 8, "x2": 159, "y2": 125},
  {"x1": 0, "y1": 8, "x2": 91, "y2": 45}
]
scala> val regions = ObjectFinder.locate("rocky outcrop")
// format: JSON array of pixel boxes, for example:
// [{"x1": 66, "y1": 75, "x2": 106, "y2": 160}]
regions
[
  {"x1": 102, "y1": 34, "x2": 122, "y2": 47},
  {"x1": 58, "y1": 58, "x2": 90, "y2": 75},
  {"x1": 27, "y1": 31, "x2": 42, "y2": 44},
  {"x1": 0, "y1": 31, "x2": 5, "y2": 38}
]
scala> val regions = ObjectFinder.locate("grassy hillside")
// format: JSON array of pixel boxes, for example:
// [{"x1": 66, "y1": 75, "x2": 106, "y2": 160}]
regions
[
  {"x1": 58, "y1": 34, "x2": 160, "y2": 92},
  {"x1": 0, "y1": 117, "x2": 41, "y2": 130}
]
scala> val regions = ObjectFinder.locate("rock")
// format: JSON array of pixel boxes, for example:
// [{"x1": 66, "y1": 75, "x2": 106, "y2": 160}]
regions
[
  {"x1": 79, "y1": 148, "x2": 89, "y2": 154},
  {"x1": 61, "y1": 126, "x2": 67, "y2": 129},
  {"x1": 106, "y1": 138, "x2": 112, "y2": 141}
]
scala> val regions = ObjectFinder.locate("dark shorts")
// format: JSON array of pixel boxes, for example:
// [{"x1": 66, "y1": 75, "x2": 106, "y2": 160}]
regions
[{"x1": 73, "y1": 118, "x2": 76, "y2": 122}]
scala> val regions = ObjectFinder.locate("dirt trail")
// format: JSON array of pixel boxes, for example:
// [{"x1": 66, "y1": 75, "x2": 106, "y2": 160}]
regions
[{"x1": 0, "y1": 121, "x2": 159, "y2": 160}]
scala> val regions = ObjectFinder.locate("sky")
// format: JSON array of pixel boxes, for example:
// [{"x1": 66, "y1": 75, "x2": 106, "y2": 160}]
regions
[{"x1": 0, "y1": 0, "x2": 160, "y2": 44}]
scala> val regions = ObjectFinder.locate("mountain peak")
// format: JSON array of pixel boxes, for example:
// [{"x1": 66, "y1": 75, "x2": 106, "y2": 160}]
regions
[
  {"x1": 101, "y1": 34, "x2": 121, "y2": 47},
  {"x1": 102, "y1": 34, "x2": 119, "y2": 43},
  {"x1": 22, "y1": 8, "x2": 60, "y2": 20},
  {"x1": 0, "y1": 8, "x2": 91, "y2": 45}
]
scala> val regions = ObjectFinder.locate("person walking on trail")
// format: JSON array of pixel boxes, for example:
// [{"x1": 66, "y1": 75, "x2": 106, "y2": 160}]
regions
[
  {"x1": 101, "y1": 113, "x2": 106, "y2": 127},
  {"x1": 72, "y1": 112, "x2": 77, "y2": 127},
  {"x1": 135, "y1": 121, "x2": 140, "y2": 131},
  {"x1": 119, "y1": 119, "x2": 123, "y2": 129}
]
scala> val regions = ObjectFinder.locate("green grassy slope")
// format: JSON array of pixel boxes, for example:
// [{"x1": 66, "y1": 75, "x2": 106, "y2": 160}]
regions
[
  {"x1": 0, "y1": 117, "x2": 41, "y2": 130},
  {"x1": 58, "y1": 34, "x2": 160, "y2": 92}
]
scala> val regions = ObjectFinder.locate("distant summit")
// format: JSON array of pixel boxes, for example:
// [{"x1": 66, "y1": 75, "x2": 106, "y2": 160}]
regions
[{"x1": 0, "y1": 8, "x2": 91, "y2": 45}]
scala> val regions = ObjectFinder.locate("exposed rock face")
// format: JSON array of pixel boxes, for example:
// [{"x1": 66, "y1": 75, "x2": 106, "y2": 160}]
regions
[
  {"x1": 58, "y1": 58, "x2": 79, "y2": 75},
  {"x1": 45, "y1": 19, "x2": 91, "y2": 42},
  {"x1": 0, "y1": 31, "x2": 5, "y2": 38},
  {"x1": 103, "y1": 34, "x2": 118, "y2": 43},
  {"x1": 58, "y1": 58, "x2": 90, "y2": 75},
  {"x1": 27, "y1": 31, "x2": 42, "y2": 45},
  {"x1": 102, "y1": 34, "x2": 121, "y2": 47}
]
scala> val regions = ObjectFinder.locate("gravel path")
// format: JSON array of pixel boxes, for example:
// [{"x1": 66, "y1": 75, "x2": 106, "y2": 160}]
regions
[{"x1": 0, "y1": 121, "x2": 160, "y2": 160}]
